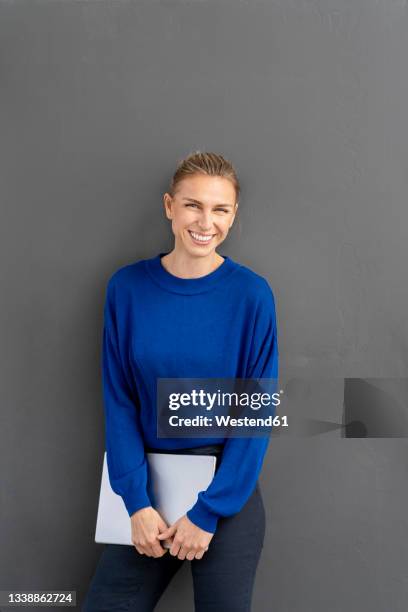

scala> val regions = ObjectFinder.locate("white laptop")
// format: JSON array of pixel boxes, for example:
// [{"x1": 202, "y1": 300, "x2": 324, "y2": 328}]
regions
[{"x1": 95, "y1": 451, "x2": 217, "y2": 547}]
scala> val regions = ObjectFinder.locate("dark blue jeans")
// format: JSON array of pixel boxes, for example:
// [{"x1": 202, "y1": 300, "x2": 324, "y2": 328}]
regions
[{"x1": 82, "y1": 482, "x2": 265, "y2": 612}]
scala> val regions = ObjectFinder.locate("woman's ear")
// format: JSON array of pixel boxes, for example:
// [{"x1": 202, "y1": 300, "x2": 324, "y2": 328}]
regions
[{"x1": 163, "y1": 193, "x2": 173, "y2": 220}]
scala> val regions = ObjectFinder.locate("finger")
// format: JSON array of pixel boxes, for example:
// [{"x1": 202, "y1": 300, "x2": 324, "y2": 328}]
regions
[
  {"x1": 158, "y1": 519, "x2": 170, "y2": 533},
  {"x1": 151, "y1": 539, "x2": 167, "y2": 558},
  {"x1": 159, "y1": 536, "x2": 172, "y2": 549},
  {"x1": 177, "y1": 545, "x2": 188, "y2": 561},
  {"x1": 134, "y1": 545, "x2": 145, "y2": 555},
  {"x1": 169, "y1": 538, "x2": 181, "y2": 558},
  {"x1": 186, "y1": 550, "x2": 196, "y2": 561},
  {"x1": 142, "y1": 548, "x2": 152, "y2": 557},
  {"x1": 158, "y1": 525, "x2": 176, "y2": 539},
  {"x1": 193, "y1": 550, "x2": 205, "y2": 560},
  {"x1": 163, "y1": 537, "x2": 174, "y2": 548}
]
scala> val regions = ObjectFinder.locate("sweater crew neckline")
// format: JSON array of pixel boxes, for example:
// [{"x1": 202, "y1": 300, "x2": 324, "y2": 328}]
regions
[{"x1": 145, "y1": 252, "x2": 240, "y2": 295}]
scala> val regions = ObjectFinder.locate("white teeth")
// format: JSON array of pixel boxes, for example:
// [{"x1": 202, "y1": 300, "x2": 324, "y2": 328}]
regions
[{"x1": 190, "y1": 231, "x2": 213, "y2": 243}]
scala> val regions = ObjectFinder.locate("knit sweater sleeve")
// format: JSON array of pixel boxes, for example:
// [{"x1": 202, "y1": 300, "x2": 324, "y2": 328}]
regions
[
  {"x1": 102, "y1": 275, "x2": 152, "y2": 517},
  {"x1": 186, "y1": 279, "x2": 279, "y2": 534}
]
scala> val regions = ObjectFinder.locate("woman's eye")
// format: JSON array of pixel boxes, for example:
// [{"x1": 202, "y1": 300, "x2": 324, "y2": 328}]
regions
[{"x1": 185, "y1": 203, "x2": 228, "y2": 213}]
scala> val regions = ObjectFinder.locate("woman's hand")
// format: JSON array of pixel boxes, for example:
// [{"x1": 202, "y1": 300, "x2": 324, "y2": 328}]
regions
[
  {"x1": 130, "y1": 506, "x2": 172, "y2": 557},
  {"x1": 157, "y1": 514, "x2": 214, "y2": 560}
]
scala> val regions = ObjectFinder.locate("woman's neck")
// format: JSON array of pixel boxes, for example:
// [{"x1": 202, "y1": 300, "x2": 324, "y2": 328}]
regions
[{"x1": 161, "y1": 249, "x2": 225, "y2": 279}]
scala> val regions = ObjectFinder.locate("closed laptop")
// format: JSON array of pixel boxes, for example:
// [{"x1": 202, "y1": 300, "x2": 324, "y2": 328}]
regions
[{"x1": 95, "y1": 452, "x2": 217, "y2": 547}]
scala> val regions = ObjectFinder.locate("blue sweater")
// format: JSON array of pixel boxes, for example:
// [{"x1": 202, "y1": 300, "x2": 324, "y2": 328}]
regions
[{"x1": 102, "y1": 252, "x2": 279, "y2": 534}]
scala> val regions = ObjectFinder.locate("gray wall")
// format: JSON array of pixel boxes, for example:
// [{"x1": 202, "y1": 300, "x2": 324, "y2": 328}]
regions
[{"x1": 1, "y1": 1, "x2": 407, "y2": 610}]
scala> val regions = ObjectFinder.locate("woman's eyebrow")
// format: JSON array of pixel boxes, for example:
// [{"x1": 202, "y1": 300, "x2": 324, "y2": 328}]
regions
[{"x1": 182, "y1": 197, "x2": 234, "y2": 207}]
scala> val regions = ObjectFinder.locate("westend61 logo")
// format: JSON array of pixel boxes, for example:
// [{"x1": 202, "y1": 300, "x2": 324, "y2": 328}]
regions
[{"x1": 157, "y1": 378, "x2": 285, "y2": 439}]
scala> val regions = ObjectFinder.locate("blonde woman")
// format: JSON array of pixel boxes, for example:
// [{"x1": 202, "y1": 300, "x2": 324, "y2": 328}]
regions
[{"x1": 83, "y1": 151, "x2": 279, "y2": 611}]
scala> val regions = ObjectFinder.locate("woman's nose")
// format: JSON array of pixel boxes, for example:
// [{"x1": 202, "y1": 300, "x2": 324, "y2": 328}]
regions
[{"x1": 198, "y1": 213, "x2": 213, "y2": 230}]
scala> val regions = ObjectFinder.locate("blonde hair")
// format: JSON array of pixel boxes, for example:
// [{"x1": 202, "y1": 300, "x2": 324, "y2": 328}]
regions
[{"x1": 168, "y1": 150, "x2": 240, "y2": 205}]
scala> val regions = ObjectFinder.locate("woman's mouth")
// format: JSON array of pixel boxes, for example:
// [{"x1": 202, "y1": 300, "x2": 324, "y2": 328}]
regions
[{"x1": 188, "y1": 230, "x2": 216, "y2": 245}]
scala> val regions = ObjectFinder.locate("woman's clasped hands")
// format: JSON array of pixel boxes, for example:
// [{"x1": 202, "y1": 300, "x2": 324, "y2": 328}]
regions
[
  {"x1": 131, "y1": 506, "x2": 213, "y2": 560},
  {"x1": 158, "y1": 514, "x2": 213, "y2": 560}
]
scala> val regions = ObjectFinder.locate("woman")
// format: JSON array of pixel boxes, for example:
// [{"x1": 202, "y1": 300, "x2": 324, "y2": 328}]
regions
[{"x1": 83, "y1": 151, "x2": 279, "y2": 611}]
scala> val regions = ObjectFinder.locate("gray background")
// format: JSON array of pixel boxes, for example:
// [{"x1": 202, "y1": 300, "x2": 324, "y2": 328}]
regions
[{"x1": 1, "y1": 1, "x2": 407, "y2": 610}]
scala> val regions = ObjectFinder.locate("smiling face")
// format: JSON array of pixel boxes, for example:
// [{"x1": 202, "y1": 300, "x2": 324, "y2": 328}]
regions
[{"x1": 163, "y1": 174, "x2": 238, "y2": 258}]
